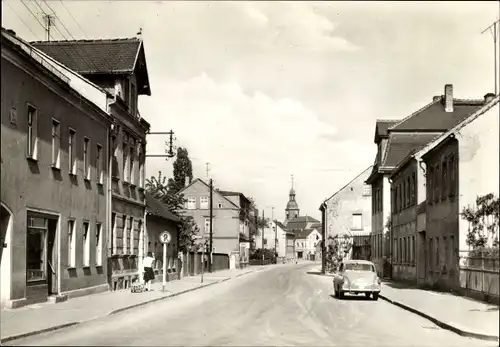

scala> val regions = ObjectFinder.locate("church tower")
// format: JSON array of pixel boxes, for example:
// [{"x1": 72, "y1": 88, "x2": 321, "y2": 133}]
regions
[{"x1": 285, "y1": 175, "x2": 300, "y2": 222}]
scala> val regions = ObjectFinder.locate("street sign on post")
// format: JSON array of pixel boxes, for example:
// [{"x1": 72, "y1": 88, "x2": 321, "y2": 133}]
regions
[{"x1": 159, "y1": 231, "x2": 171, "y2": 292}]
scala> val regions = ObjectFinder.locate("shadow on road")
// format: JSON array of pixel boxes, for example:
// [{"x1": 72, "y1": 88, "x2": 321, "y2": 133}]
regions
[
  {"x1": 306, "y1": 271, "x2": 323, "y2": 276},
  {"x1": 329, "y1": 294, "x2": 373, "y2": 301}
]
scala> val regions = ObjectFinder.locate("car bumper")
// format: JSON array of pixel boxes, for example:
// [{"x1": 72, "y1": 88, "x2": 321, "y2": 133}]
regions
[{"x1": 341, "y1": 284, "x2": 381, "y2": 293}]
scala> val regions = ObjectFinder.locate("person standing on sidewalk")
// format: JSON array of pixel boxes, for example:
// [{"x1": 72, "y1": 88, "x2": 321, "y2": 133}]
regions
[{"x1": 143, "y1": 252, "x2": 155, "y2": 291}]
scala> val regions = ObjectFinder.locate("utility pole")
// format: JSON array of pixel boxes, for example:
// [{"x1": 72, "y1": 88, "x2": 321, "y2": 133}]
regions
[
  {"x1": 272, "y1": 207, "x2": 277, "y2": 260},
  {"x1": 43, "y1": 13, "x2": 55, "y2": 41},
  {"x1": 209, "y1": 178, "x2": 214, "y2": 273},
  {"x1": 205, "y1": 162, "x2": 210, "y2": 178},
  {"x1": 261, "y1": 210, "x2": 265, "y2": 266},
  {"x1": 482, "y1": 18, "x2": 500, "y2": 95}
]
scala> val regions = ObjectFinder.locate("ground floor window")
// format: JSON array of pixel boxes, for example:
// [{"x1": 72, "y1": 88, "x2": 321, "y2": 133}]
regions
[{"x1": 27, "y1": 216, "x2": 48, "y2": 283}]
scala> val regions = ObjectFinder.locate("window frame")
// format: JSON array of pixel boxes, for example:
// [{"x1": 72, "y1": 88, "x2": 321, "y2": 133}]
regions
[
  {"x1": 200, "y1": 196, "x2": 209, "y2": 209},
  {"x1": 95, "y1": 223, "x2": 103, "y2": 266},
  {"x1": 68, "y1": 128, "x2": 77, "y2": 175},
  {"x1": 68, "y1": 219, "x2": 76, "y2": 268},
  {"x1": 96, "y1": 144, "x2": 103, "y2": 185},
  {"x1": 82, "y1": 221, "x2": 90, "y2": 267},
  {"x1": 26, "y1": 104, "x2": 38, "y2": 160},
  {"x1": 51, "y1": 118, "x2": 61, "y2": 169},
  {"x1": 83, "y1": 137, "x2": 91, "y2": 181}
]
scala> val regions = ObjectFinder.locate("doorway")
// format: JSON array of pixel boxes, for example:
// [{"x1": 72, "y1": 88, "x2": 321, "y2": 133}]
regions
[
  {"x1": 0, "y1": 205, "x2": 11, "y2": 264},
  {"x1": 26, "y1": 214, "x2": 58, "y2": 297}
]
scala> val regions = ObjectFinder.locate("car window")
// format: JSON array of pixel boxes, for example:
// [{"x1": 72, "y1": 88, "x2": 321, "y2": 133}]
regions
[{"x1": 344, "y1": 263, "x2": 375, "y2": 272}]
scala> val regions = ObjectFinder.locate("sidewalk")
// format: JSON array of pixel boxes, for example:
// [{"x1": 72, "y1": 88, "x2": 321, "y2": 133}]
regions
[
  {"x1": 380, "y1": 280, "x2": 499, "y2": 342},
  {"x1": 0, "y1": 266, "x2": 263, "y2": 343}
]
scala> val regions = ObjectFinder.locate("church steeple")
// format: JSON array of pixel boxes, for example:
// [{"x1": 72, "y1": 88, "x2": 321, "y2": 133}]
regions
[{"x1": 285, "y1": 174, "x2": 300, "y2": 222}]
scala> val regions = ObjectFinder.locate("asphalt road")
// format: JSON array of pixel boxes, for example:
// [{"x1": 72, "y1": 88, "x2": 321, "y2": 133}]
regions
[{"x1": 6, "y1": 264, "x2": 497, "y2": 346}]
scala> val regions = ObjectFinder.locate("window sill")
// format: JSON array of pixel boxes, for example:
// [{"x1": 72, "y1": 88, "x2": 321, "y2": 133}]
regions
[
  {"x1": 67, "y1": 266, "x2": 77, "y2": 270},
  {"x1": 123, "y1": 181, "x2": 131, "y2": 187},
  {"x1": 96, "y1": 265, "x2": 103, "y2": 269},
  {"x1": 82, "y1": 265, "x2": 91, "y2": 269},
  {"x1": 51, "y1": 165, "x2": 61, "y2": 172},
  {"x1": 97, "y1": 182, "x2": 104, "y2": 187},
  {"x1": 112, "y1": 176, "x2": 120, "y2": 182},
  {"x1": 84, "y1": 178, "x2": 91, "y2": 183},
  {"x1": 69, "y1": 173, "x2": 77, "y2": 178},
  {"x1": 26, "y1": 156, "x2": 38, "y2": 163}
]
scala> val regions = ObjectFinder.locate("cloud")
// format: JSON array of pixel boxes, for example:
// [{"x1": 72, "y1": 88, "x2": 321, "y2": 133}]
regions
[{"x1": 142, "y1": 73, "x2": 374, "y2": 220}]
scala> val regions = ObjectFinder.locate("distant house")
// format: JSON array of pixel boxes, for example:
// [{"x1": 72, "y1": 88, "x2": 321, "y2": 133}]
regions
[
  {"x1": 365, "y1": 84, "x2": 486, "y2": 278},
  {"x1": 319, "y1": 166, "x2": 373, "y2": 272},
  {"x1": 254, "y1": 220, "x2": 293, "y2": 259},
  {"x1": 294, "y1": 229, "x2": 322, "y2": 260},
  {"x1": 144, "y1": 193, "x2": 181, "y2": 281},
  {"x1": 286, "y1": 216, "x2": 320, "y2": 234},
  {"x1": 178, "y1": 179, "x2": 251, "y2": 267}
]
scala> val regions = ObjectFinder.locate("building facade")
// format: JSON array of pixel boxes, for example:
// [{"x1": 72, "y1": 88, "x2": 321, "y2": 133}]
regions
[
  {"x1": 418, "y1": 94, "x2": 499, "y2": 293},
  {"x1": 32, "y1": 36, "x2": 153, "y2": 291},
  {"x1": 320, "y1": 166, "x2": 373, "y2": 270},
  {"x1": 179, "y1": 179, "x2": 243, "y2": 256},
  {"x1": 1, "y1": 29, "x2": 112, "y2": 308},
  {"x1": 366, "y1": 84, "x2": 485, "y2": 278},
  {"x1": 294, "y1": 229, "x2": 322, "y2": 260},
  {"x1": 144, "y1": 193, "x2": 181, "y2": 281}
]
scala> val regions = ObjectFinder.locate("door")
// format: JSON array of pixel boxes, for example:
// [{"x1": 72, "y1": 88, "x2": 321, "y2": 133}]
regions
[
  {"x1": 0, "y1": 205, "x2": 11, "y2": 264},
  {"x1": 47, "y1": 219, "x2": 57, "y2": 295}
]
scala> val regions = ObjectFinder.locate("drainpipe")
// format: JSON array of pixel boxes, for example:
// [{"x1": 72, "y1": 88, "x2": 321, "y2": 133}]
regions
[
  {"x1": 57, "y1": 216, "x2": 62, "y2": 296},
  {"x1": 141, "y1": 209, "x2": 147, "y2": 284},
  {"x1": 107, "y1": 124, "x2": 113, "y2": 288}
]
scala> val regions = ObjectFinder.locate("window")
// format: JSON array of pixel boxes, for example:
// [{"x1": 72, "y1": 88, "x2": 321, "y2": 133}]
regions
[
  {"x1": 27, "y1": 216, "x2": 47, "y2": 282},
  {"x1": 434, "y1": 164, "x2": 440, "y2": 203},
  {"x1": 96, "y1": 223, "x2": 102, "y2": 266},
  {"x1": 122, "y1": 215, "x2": 128, "y2": 254},
  {"x1": 217, "y1": 203, "x2": 222, "y2": 209},
  {"x1": 139, "y1": 143, "x2": 145, "y2": 188},
  {"x1": 393, "y1": 238, "x2": 398, "y2": 263},
  {"x1": 442, "y1": 160, "x2": 448, "y2": 199},
  {"x1": 129, "y1": 217, "x2": 134, "y2": 255},
  {"x1": 187, "y1": 196, "x2": 196, "y2": 210},
  {"x1": 403, "y1": 238, "x2": 407, "y2": 263},
  {"x1": 96, "y1": 144, "x2": 103, "y2": 184},
  {"x1": 130, "y1": 83, "x2": 137, "y2": 115},
  {"x1": 428, "y1": 238, "x2": 433, "y2": 270},
  {"x1": 68, "y1": 219, "x2": 76, "y2": 267},
  {"x1": 362, "y1": 184, "x2": 371, "y2": 196},
  {"x1": 449, "y1": 155, "x2": 456, "y2": 197},
  {"x1": 200, "y1": 196, "x2": 209, "y2": 209},
  {"x1": 69, "y1": 129, "x2": 76, "y2": 175},
  {"x1": 27, "y1": 105, "x2": 38, "y2": 159},
  {"x1": 406, "y1": 177, "x2": 410, "y2": 207},
  {"x1": 428, "y1": 166, "x2": 434, "y2": 204},
  {"x1": 411, "y1": 172, "x2": 416, "y2": 205},
  {"x1": 51, "y1": 119, "x2": 61, "y2": 168},
  {"x1": 111, "y1": 135, "x2": 119, "y2": 178},
  {"x1": 399, "y1": 238, "x2": 403, "y2": 263},
  {"x1": 436, "y1": 237, "x2": 440, "y2": 267},
  {"x1": 412, "y1": 235, "x2": 416, "y2": 263},
  {"x1": 82, "y1": 222, "x2": 90, "y2": 266},
  {"x1": 443, "y1": 236, "x2": 448, "y2": 267},
  {"x1": 129, "y1": 142, "x2": 135, "y2": 184},
  {"x1": 83, "y1": 137, "x2": 90, "y2": 180},
  {"x1": 111, "y1": 213, "x2": 116, "y2": 255},
  {"x1": 352, "y1": 213, "x2": 362, "y2": 230},
  {"x1": 123, "y1": 133, "x2": 129, "y2": 182},
  {"x1": 403, "y1": 180, "x2": 406, "y2": 209},
  {"x1": 204, "y1": 218, "x2": 210, "y2": 235}
]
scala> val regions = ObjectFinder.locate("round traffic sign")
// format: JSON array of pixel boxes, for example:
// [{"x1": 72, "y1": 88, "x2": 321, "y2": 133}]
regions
[{"x1": 159, "y1": 231, "x2": 172, "y2": 244}]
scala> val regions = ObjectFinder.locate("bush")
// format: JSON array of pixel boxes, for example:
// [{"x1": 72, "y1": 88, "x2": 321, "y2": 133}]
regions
[{"x1": 250, "y1": 248, "x2": 276, "y2": 262}]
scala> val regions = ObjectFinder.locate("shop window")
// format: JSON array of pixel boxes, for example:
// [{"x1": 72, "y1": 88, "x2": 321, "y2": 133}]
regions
[{"x1": 27, "y1": 216, "x2": 47, "y2": 282}]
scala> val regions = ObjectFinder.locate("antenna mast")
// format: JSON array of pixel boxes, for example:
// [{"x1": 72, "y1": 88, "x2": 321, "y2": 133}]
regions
[
  {"x1": 482, "y1": 17, "x2": 500, "y2": 95},
  {"x1": 43, "y1": 13, "x2": 55, "y2": 41}
]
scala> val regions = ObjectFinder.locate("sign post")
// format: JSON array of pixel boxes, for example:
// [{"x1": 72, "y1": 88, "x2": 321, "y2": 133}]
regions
[{"x1": 159, "y1": 231, "x2": 172, "y2": 293}]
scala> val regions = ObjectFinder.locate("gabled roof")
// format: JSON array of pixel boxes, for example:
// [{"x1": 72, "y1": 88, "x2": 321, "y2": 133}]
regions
[
  {"x1": 417, "y1": 95, "x2": 499, "y2": 160},
  {"x1": 388, "y1": 96, "x2": 484, "y2": 132},
  {"x1": 374, "y1": 120, "x2": 399, "y2": 143},
  {"x1": 381, "y1": 133, "x2": 440, "y2": 168},
  {"x1": 178, "y1": 178, "x2": 240, "y2": 209},
  {"x1": 145, "y1": 193, "x2": 181, "y2": 223},
  {"x1": 294, "y1": 229, "x2": 314, "y2": 239},
  {"x1": 322, "y1": 166, "x2": 373, "y2": 207},
  {"x1": 217, "y1": 190, "x2": 251, "y2": 205},
  {"x1": 286, "y1": 216, "x2": 320, "y2": 231},
  {"x1": 31, "y1": 37, "x2": 151, "y2": 96},
  {"x1": 275, "y1": 220, "x2": 287, "y2": 230}
]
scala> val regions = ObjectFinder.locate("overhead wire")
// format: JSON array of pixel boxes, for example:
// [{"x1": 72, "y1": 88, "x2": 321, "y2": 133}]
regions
[{"x1": 6, "y1": 2, "x2": 40, "y2": 40}]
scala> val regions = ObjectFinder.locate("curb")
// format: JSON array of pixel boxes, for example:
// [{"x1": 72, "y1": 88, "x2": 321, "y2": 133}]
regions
[
  {"x1": 0, "y1": 277, "x2": 233, "y2": 344},
  {"x1": 379, "y1": 294, "x2": 500, "y2": 342},
  {"x1": 235, "y1": 270, "x2": 254, "y2": 278}
]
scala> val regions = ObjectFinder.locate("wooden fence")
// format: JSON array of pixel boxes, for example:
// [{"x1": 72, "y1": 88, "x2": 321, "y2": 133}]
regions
[
  {"x1": 459, "y1": 251, "x2": 500, "y2": 301},
  {"x1": 181, "y1": 252, "x2": 230, "y2": 277}
]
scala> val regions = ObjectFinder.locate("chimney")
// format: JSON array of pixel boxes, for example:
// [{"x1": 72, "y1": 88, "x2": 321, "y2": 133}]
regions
[
  {"x1": 444, "y1": 84, "x2": 453, "y2": 112},
  {"x1": 484, "y1": 93, "x2": 496, "y2": 103},
  {"x1": 432, "y1": 96, "x2": 441, "y2": 102},
  {"x1": 184, "y1": 176, "x2": 190, "y2": 187}
]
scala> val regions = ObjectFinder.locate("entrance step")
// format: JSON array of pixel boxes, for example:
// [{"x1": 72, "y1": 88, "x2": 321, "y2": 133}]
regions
[{"x1": 47, "y1": 294, "x2": 68, "y2": 304}]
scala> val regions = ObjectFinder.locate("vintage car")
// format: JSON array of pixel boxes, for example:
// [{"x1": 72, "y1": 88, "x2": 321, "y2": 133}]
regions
[{"x1": 332, "y1": 260, "x2": 381, "y2": 300}]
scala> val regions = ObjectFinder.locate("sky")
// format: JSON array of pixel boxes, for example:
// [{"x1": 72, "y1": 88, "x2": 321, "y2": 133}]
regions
[{"x1": 3, "y1": 1, "x2": 499, "y2": 221}]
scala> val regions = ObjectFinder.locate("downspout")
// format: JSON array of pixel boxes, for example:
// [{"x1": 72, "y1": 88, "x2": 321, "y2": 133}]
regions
[
  {"x1": 107, "y1": 123, "x2": 113, "y2": 288},
  {"x1": 141, "y1": 209, "x2": 147, "y2": 284},
  {"x1": 57, "y1": 215, "x2": 62, "y2": 296}
]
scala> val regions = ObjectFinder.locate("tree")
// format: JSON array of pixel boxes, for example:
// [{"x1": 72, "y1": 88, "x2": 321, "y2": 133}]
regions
[
  {"x1": 145, "y1": 170, "x2": 198, "y2": 253},
  {"x1": 168, "y1": 148, "x2": 193, "y2": 195},
  {"x1": 324, "y1": 234, "x2": 353, "y2": 273},
  {"x1": 461, "y1": 193, "x2": 500, "y2": 256}
]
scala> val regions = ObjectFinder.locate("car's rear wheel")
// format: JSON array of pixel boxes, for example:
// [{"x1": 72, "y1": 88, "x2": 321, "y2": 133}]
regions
[{"x1": 372, "y1": 292, "x2": 379, "y2": 301}]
